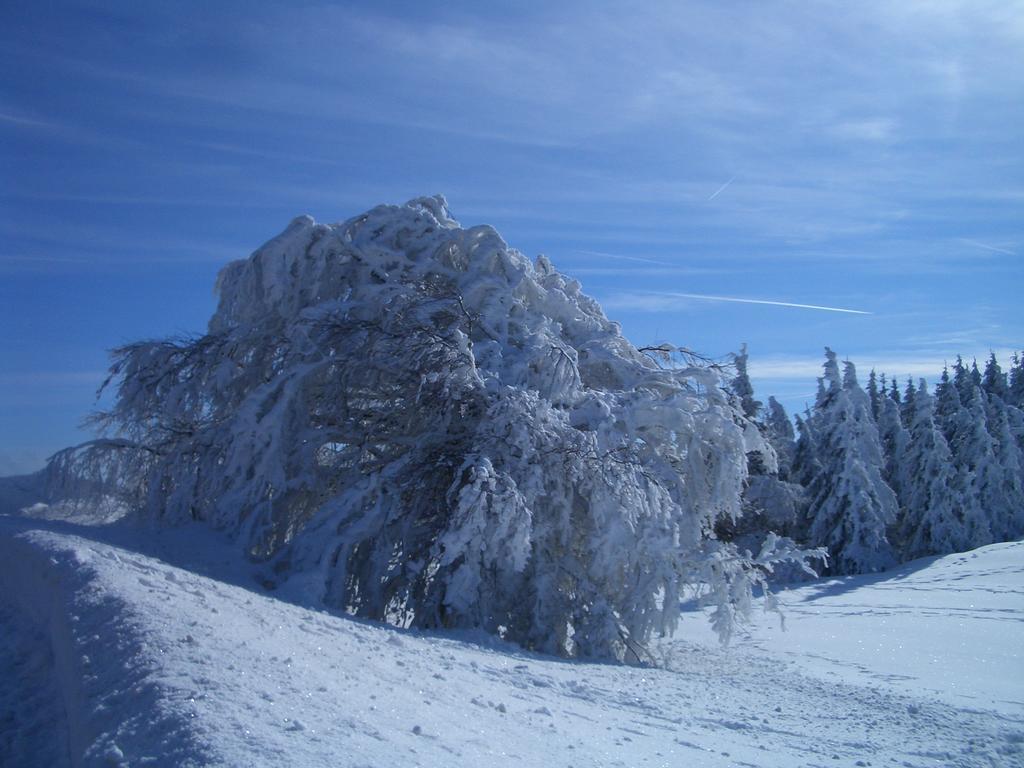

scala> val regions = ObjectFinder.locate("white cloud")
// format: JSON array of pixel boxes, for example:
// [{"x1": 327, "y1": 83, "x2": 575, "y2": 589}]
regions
[{"x1": 830, "y1": 118, "x2": 899, "y2": 142}]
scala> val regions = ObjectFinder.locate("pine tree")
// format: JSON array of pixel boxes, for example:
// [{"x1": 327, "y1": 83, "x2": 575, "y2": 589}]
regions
[
  {"x1": 934, "y1": 366, "x2": 958, "y2": 444},
  {"x1": 792, "y1": 412, "x2": 820, "y2": 490},
  {"x1": 888, "y1": 376, "x2": 901, "y2": 406},
  {"x1": 982, "y1": 353, "x2": 1008, "y2": 401},
  {"x1": 946, "y1": 382, "x2": 1002, "y2": 547},
  {"x1": 720, "y1": 354, "x2": 808, "y2": 561},
  {"x1": 765, "y1": 396, "x2": 796, "y2": 481},
  {"x1": 970, "y1": 359, "x2": 983, "y2": 390},
  {"x1": 876, "y1": 387, "x2": 911, "y2": 510},
  {"x1": 1008, "y1": 352, "x2": 1024, "y2": 408},
  {"x1": 981, "y1": 354, "x2": 1024, "y2": 539},
  {"x1": 731, "y1": 343, "x2": 761, "y2": 421},
  {"x1": 953, "y1": 356, "x2": 972, "y2": 402},
  {"x1": 790, "y1": 412, "x2": 821, "y2": 545},
  {"x1": 898, "y1": 380, "x2": 968, "y2": 559},
  {"x1": 900, "y1": 377, "x2": 917, "y2": 427},
  {"x1": 801, "y1": 351, "x2": 898, "y2": 574},
  {"x1": 867, "y1": 370, "x2": 881, "y2": 421}
]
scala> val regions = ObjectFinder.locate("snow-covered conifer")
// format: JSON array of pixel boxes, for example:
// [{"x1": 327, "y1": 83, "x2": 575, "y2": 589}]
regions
[
  {"x1": 970, "y1": 359, "x2": 983, "y2": 390},
  {"x1": 887, "y1": 376, "x2": 901, "y2": 407},
  {"x1": 977, "y1": 377, "x2": 1024, "y2": 541},
  {"x1": 934, "y1": 367, "x2": 958, "y2": 442},
  {"x1": 876, "y1": 387, "x2": 911, "y2": 509},
  {"x1": 944, "y1": 382, "x2": 1003, "y2": 547},
  {"x1": 790, "y1": 413, "x2": 820, "y2": 542},
  {"x1": 898, "y1": 381, "x2": 968, "y2": 559},
  {"x1": 1009, "y1": 352, "x2": 1024, "y2": 408},
  {"x1": 982, "y1": 354, "x2": 1008, "y2": 401},
  {"x1": 867, "y1": 370, "x2": 880, "y2": 421},
  {"x1": 731, "y1": 344, "x2": 761, "y2": 421},
  {"x1": 953, "y1": 356, "x2": 973, "y2": 402},
  {"x1": 765, "y1": 396, "x2": 796, "y2": 481},
  {"x1": 721, "y1": 378, "x2": 806, "y2": 561},
  {"x1": 900, "y1": 377, "x2": 917, "y2": 427},
  {"x1": 801, "y1": 352, "x2": 897, "y2": 574}
]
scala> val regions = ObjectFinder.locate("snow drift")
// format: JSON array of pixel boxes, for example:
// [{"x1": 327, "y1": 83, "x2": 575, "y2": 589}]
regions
[{"x1": 44, "y1": 196, "x2": 808, "y2": 659}]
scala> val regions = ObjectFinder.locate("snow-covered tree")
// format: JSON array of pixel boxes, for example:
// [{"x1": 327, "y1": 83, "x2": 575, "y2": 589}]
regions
[
  {"x1": 952, "y1": 356, "x2": 973, "y2": 402},
  {"x1": 897, "y1": 381, "x2": 969, "y2": 559},
  {"x1": 765, "y1": 396, "x2": 796, "y2": 481},
  {"x1": 934, "y1": 366, "x2": 958, "y2": 441},
  {"x1": 47, "y1": 196, "x2": 811, "y2": 660},
  {"x1": 727, "y1": 343, "x2": 779, "y2": 482},
  {"x1": 731, "y1": 343, "x2": 761, "y2": 421},
  {"x1": 1008, "y1": 352, "x2": 1024, "y2": 409},
  {"x1": 888, "y1": 376, "x2": 901, "y2": 407},
  {"x1": 982, "y1": 393, "x2": 1024, "y2": 540},
  {"x1": 982, "y1": 353, "x2": 1008, "y2": 401},
  {"x1": 791, "y1": 412, "x2": 823, "y2": 545},
  {"x1": 867, "y1": 370, "x2": 881, "y2": 421},
  {"x1": 799, "y1": 351, "x2": 897, "y2": 574},
  {"x1": 900, "y1": 377, "x2": 917, "y2": 427},
  {"x1": 941, "y1": 380, "x2": 1003, "y2": 547},
  {"x1": 970, "y1": 359, "x2": 983, "y2": 390},
  {"x1": 979, "y1": 353, "x2": 1024, "y2": 538},
  {"x1": 718, "y1": 360, "x2": 808, "y2": 566},
  {"x1": 876, "y1": 384, "x2": 911, "y2": 509}
]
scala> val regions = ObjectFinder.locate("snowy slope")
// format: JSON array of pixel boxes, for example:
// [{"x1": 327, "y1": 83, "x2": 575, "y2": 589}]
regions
[
  {"x1": 1, "y1": 511, "x2": 1022, "y2": 768},
  {"x1": 676, "y1": 542, "x2": 1024, "y2": 718}
]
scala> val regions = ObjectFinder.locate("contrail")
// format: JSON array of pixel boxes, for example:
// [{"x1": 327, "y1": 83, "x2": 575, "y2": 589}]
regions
[
  {"x1": 576, "y1": 249, "x2": 672, "y2": 266},
  {"x1": 708, "y1": 175, "x2": 736, "y2": 201},
  {"x1": 659, "y1": 291, "x2": 872, "y2": 315},
  {"x1": 959, "y1": 239, "x2": 1017, "y2": 257}
]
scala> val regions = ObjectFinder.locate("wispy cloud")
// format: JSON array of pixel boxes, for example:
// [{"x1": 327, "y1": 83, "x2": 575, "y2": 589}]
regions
[
  {"x1": 829, "y1": 118, "x2": 898, "y2": 143},
  {"x1": 958, "y1": 238, "x2": 1017, "y2": 257},
  {"x1": 0, "y1": 110, "x2": 55, "y2": 129},
  {"x1": 0, "y1": 220, "x2": 247, "y2": 266},
  {"x1": 187, "y1": 141, "x2": 350, "y2": 167}
]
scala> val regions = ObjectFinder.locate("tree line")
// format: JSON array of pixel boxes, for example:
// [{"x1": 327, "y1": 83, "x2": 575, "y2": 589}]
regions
[{"x1": 728, "y1": 348, "x2": 1024, "y2": 575}]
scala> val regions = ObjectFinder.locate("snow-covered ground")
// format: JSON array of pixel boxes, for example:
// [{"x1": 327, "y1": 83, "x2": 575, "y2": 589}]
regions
[
  {"x1": 677, "y1": 543, "x2": 1024, "y2": 718},
  {"x1": 1, "y1": 507, "x2": 1022, "y2": 767}
]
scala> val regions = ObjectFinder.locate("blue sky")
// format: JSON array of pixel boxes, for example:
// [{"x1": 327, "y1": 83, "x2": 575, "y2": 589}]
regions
[{"x1": 2, "y1": 1, "x2": 1022, "y2": 474}]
